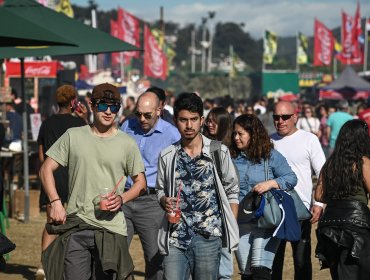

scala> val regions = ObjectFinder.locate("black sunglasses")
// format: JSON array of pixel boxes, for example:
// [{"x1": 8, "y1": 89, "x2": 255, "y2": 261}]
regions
[
  {"x1": 272, "y1": 114, "x2": 294, "y2": 121},
  {"x1": 134, "y1": 111, "x2": 153, "y2": 120},
  {"x1": 96, "y1": 103, "x2": 120, "y2": 113}
]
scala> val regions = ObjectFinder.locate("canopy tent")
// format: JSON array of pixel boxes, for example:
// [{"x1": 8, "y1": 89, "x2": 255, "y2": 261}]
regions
[
  {"x1": 0, "y1": 8, "x2": 76, "y2": 47},
  {"x1": 0, "y1": 0, "x2": 140, "y2": 223},
  {"x1": 320, "y1": 66, "x2": 370, "y2": 100},
  {"x1": 0, "y1": 0, "x2": 140, "y2": 59}
]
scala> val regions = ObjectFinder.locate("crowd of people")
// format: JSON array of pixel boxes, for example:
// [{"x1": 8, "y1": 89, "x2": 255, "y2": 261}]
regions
[{"x1": 4, "y1": 82, "x2": 367, "y2": 280}]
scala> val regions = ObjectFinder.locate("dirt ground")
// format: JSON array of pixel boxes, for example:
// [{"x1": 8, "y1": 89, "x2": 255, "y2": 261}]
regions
[{"x1": 0, "y1": 214, "x2": 331, "y2": 280}]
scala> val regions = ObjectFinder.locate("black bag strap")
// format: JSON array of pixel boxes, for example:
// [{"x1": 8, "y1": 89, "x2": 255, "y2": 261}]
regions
[{"x1": 210, "y1": 140, "x2": 223, "y2": 184}]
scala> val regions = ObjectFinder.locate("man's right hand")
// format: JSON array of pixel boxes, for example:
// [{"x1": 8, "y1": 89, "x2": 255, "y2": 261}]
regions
[
  {"x1": 160, "y1": 196, "x2": 177, "y2": 213},
  {"x1": 49, "y1": 200, "x2": 67, "y2": 224}
]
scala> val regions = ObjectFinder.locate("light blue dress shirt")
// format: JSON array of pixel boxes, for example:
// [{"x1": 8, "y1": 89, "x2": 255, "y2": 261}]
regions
[{"x1": 121, "y1": 117, "x2": 180, "y2": 188}]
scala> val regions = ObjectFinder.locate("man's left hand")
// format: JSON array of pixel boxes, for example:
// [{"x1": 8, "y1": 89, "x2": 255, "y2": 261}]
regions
[{"x1": 310, "y1": 205, "x2": 323, "y2": 224}]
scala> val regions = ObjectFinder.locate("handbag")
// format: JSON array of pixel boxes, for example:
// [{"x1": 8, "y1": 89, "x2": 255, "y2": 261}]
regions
[
  {"x1": 0, "y1": 232, "x2": 16, "y2": 255},
  {"x1": 256, "y1": 160, "x2": 283, "y2": 229},
  {"x1": 287, "y1": 189, "x2": 312, "y2": 221}
]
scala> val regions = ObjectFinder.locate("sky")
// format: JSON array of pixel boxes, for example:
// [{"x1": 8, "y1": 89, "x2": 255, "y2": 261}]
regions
[{"x1": 71, "y1": 0, "x2": 370, "y2": 39}]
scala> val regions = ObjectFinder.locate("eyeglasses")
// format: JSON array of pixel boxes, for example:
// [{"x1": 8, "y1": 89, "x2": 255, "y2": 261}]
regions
[
  {"x1": 134, "y1": 111, "x2": 153, "y2": 120},
  {"x1": 96, "y1": 103, "x2": 120, "y2": 113},
  {"x1": 272, "y1": 114, "x2": 294, "y2": 121}
]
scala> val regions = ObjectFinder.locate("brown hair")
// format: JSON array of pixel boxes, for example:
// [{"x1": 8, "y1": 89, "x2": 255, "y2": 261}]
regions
[
  {"x1": 56, "y1": 85, "x2": 77, "y2": 107},
  {"x1": 203, "y1": 107, "x2": 232, "y2": 148},
  {"x1": 230, "y1": 114, "x2": 273, "y2": 163}
]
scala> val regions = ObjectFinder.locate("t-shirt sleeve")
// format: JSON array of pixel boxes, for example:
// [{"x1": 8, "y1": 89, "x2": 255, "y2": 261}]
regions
[
  {"x1": 45, "y1": 130, "x2": 70, "y2": 167},
  {"x1": 125, "y1": 139, "x2": 145, "y2": 177}
]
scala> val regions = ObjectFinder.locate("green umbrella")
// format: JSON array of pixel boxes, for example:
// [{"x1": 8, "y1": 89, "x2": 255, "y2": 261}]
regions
[
  {"x1": 0, "y1": 0, "x2": 140, "y2": 223},
  {"x1": 0, "y1": 8, "x2": 76, "y2": 47},
  {"x1": 0, "y1": 0, "x2": 140, "y2": 59}
]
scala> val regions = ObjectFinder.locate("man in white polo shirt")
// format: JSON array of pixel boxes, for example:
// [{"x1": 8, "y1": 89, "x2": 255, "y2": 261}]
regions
[{"x1": 270, "y1": 101, "x2": 326, "y2": 280}]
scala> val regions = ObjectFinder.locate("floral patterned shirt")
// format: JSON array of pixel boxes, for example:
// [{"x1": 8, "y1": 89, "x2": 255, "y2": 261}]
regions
[{"x1": 169, "y1": 148, "x2": 222, "y2": 249}]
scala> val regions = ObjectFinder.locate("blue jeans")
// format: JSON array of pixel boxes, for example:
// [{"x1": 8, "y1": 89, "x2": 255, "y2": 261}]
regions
[
  {"x1": 235, "y1": 223, "x2": 280, "y2": 275},
  {"x1": 163, "y1": 235, "x2": 222, "y2": 280},
  {"x1": 219, "y1": 248, "x2": 233, "y2": 279}
]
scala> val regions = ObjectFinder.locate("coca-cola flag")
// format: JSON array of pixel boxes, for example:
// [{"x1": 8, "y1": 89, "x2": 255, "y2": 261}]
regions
[
  {"x1": 110, "y1": 20, "x2": 121, "y2": 66},
  {"x1": 338, "y1": 3, "x2": 363, "y2": 65},
  {"x1": 313, "y1": 19, "x2": 334, "y2": 66},
  {"x1": 117, "y1": 7, "x2": 140, "y2": 62},
  {"x1": 144, "y1": 25, "x2": 168, "y2": 80},
  {"x1": 5, "y1": 61, "x2": 59, "y2": 78}
]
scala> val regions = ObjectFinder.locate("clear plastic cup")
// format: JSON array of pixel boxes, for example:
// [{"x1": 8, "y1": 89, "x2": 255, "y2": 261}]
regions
[
  {"x1": 99, "y1": 188, "x2": 110, "y2": 211},
  {"x1": 167, "y1": 208, "x2": 181, "y2": 223}
]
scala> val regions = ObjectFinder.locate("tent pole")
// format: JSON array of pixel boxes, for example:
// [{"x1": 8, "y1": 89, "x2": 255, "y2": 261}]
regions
[{"x1": 21, "y1": 58, "x2": 29, "y2": 223}]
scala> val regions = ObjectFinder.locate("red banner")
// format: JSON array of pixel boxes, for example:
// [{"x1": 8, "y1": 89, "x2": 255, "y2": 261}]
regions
[
  {"x1": 110, "y1": 20, "x2": 121, "y2": 66},
  {"x1": 5, "y1": 61, "x2": 59, "y2": 78},
  {"x1": 338, "y1": 4, "x2": 363, "y2": 65},
  {"x1": 117, "y1": 7, "x2": 140, "y2": 61},
  {"x1": 313, "y1": 19, "x2": 334, "y2": 66},
  {"x1": 144, "y1": 25, "x2": 168, "y2": 80}
]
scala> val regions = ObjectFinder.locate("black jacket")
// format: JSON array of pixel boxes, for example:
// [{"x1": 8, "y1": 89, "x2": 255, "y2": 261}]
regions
[{"x1": 316, "y1": 200, "x2": 370, "y2": 272}]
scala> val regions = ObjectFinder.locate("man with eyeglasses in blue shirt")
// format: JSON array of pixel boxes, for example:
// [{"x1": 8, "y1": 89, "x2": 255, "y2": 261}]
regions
[{"x1": 121, "y1": 89, "x2": 180, "y2": 280}]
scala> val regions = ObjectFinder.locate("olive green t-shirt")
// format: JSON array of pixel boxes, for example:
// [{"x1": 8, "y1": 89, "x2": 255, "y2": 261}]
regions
[{"x1": 46, "y1": 125, "x2": 145, "y2": 236}]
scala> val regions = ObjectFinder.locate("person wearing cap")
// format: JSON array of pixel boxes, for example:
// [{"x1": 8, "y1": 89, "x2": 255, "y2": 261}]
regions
[
  {"x1": 326, "y1": 100, "x2": 353, "y2": 154},
  {"x1": 36, "y1": 85, "x2": 88, "y2": 279},
  {"x1": 120, "y1": 90, "x2": 180, "y2": 280},
  {"x1": 39, "y1": 83, "x2": 146, "y2": 280}
]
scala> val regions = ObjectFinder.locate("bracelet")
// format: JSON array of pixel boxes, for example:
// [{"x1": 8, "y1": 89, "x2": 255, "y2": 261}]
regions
[
  {"x1": 49, "y1": 198, "x2": 61, "y2": 205},
  {"x1": 118, "y1": 194, "x2": 123, "y2": 205}
]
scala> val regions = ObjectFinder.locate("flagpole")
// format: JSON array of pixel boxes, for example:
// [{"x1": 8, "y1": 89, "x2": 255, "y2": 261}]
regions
[
  {"x1": 119, "y1": 52, "x2": 125, "y2": 82},
  {"x1": 296, "y1": 31, "x2": 299, "y2": 73},
  {"x1": 262, "y1": 30, "x2": 265, "y2": 72},
  {"x1": 364, "y1": 17, "x2": 368, "y2": 72}
]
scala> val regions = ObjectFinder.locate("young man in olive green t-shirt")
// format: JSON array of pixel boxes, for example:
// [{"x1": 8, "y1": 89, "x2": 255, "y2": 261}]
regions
[{"x1": 40, "y1": 83, "x2": 146, "y2": 280}]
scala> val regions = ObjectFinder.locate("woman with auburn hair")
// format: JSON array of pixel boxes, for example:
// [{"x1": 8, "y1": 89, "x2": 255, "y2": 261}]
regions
[
  {"x1": 230, "y1": 114, "x2": 297, "y2": 280},
  {"x1": 315, "y1": 119, "x2": 370, "y2": 280},
  {"x1": 203, "y1": 106, "x2": 233, "y2": 148}
]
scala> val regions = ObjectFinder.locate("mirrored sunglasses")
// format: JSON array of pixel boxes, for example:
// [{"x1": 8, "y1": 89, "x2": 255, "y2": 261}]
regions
[
  {"x1": 272, "y1": 114, "x2": 294, "y2": 121},
  {"x1": 96, "y1": 103, "x2": 120, "y2": 113}
]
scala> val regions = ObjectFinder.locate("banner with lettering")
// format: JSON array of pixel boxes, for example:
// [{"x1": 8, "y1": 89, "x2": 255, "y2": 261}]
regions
[
  {"x1": 117, "y1": 7, "x2": 140, "y2": 62},
  {"x1": 5, "y1": 61, "x2": 59, "y2": 78},
  {"x1": 110, "y1": 20, "x2": 121, "y2": 66},
  {"x1": 313, "y1": 19, "x2": 334, "y2": 66},
  {"x1": 144, "y1": 25, "x2": 168, "y2": 80}
]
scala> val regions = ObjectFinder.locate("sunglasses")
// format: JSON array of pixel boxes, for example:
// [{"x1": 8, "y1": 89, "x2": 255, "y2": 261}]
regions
[
  {"x1": 134, "y1": 111, "x2": 153, "y2": 120},
  {"x1": 96, "y1": 103, "x2": 120, "y2": 113},
  {"x1": 272, "y1": 114, "x2": 294, "y2": 121}
]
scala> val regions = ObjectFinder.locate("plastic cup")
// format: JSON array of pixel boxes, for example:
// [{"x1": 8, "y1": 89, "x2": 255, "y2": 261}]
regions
[
  {"x1": 99, "y1": 194, "x2": 109, "y2": 211},
  {"x1": 167, "y1": 209, "x2": 181, "y2": 223}
]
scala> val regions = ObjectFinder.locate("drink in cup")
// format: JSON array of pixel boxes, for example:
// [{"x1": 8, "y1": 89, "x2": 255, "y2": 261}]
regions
[
  {"x1": 166, "y1": 197, "x2": 181, "y2": 223},
  {"x1": 99, "y1": 188, "x2": 110, "y2": 211}
]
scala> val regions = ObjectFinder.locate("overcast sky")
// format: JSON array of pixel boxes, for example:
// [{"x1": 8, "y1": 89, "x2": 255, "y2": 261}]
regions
[{"x1": 71, "y1": 0, "x2": 370, "y2": 39}]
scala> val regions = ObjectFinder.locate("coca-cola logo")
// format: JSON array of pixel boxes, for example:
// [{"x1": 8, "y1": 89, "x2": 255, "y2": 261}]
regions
[
  {"x1": 25, "y1": 65, "x2": 52, "y2": 76},
  {"x1": 317, "y1": 27, "x2": 332, "y2": 65},
  {"x1": 148, "y1": 36, "x2": 164, "y2": 77},
  {"x1": 342, "y1": 16, "x2": 354, "y2": 55}
]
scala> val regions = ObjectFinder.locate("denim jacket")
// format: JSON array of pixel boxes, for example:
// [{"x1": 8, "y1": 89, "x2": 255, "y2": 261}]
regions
[{"x1": 233, "y1": 148, "x2": 297, "y2": 204}]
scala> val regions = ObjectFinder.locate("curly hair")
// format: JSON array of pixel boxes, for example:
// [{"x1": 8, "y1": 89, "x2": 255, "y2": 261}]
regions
[
  {"x1": 321, "y1": 119, "x2": 370, "y2": 201},
  {"x1": 203, "y1": 107, "x2": 232, "y2": 148},
  {"x1": 230, "y1": 114, "x2": 273, "y2": 163}
]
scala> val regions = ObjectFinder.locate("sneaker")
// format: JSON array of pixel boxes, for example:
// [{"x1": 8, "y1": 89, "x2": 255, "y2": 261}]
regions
[{"x1": 35, "y1": 267, "x2": 45, "y2": 280}]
